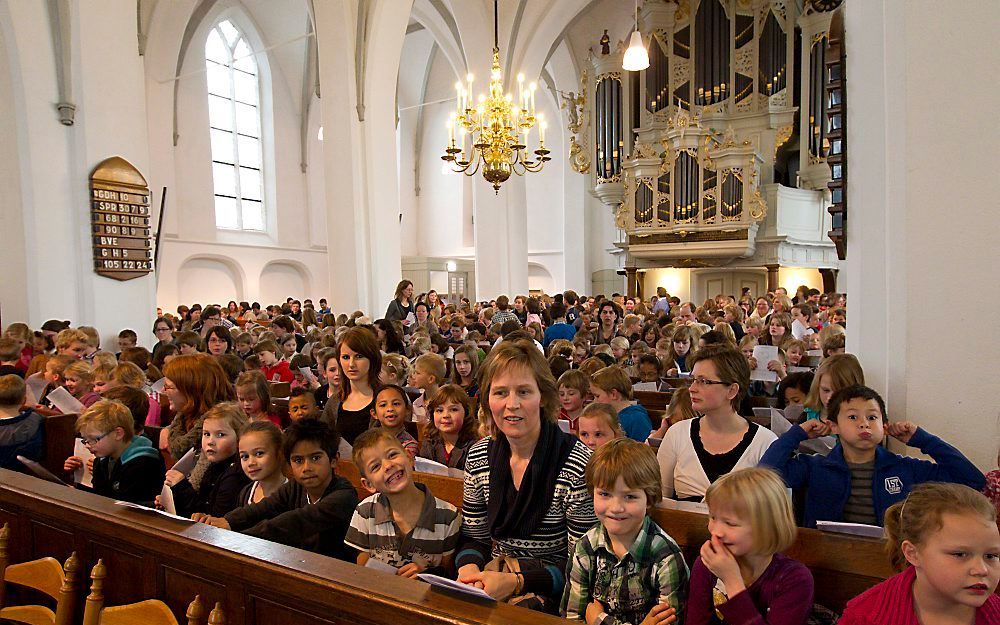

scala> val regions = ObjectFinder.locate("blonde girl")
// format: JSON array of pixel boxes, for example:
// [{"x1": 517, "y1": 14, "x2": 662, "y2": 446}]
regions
[
  {"x1": 688, "y1": 467, "x2": 814, "y2": 624},
  {"x1": 63, "y1": 361, "x2": 101, "y2": 408},
  {"x1": 235, "y1": 370, "x2": 280, "y2": 427},
  {"x1": 839, "y1": 483, "x2": 999, "y2": 624},
  {"x1": 576, "y1": 402, "x2": 625, "y2": 452},
  {"x1": 235, "y1": 420, "x2": 287, "y2": 507},
  {"x1": 379, "y1": 352, "x2": 410, "y2": 387},
  {"x1": 802, "y1": 353, "x2": 864, "y2": 421},
  {"x1": 647, "y1": 386, "x2": 697, "y2": 444}
]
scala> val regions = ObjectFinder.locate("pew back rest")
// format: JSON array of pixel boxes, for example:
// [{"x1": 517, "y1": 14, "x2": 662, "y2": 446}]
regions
[
  {"x1": 334, "y1": 461, "x2": 891, "y2": 612},
  {"x1": 43, "y1": 414, "x2": 77, "y2": 477}
]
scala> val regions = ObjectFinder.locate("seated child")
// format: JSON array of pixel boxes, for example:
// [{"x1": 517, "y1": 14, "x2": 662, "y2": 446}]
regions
[
  {"x1": 313, "y1": 348, "x2": 340, "y2": 411},
  {"x1": 235, "y1": 370, "x2": 281, "y2": 427},
  {"x1": 609, "y1": 337, "x2": 630, "y2": 367},
  {"x1": 115, "y1": 329, "x2": 137, "y2": 359},
  {"x1": 234, "y1": 332, "x2": 254, "y2": 360},
  {"x1": 379, "y1": 352, "x2": 410, "y2": 387},
  {"x1": 562, "y1": 438, "x2": 688, "y2": 624},
  {"x1": 647, "y1": 386, "x2": 696, "y2": 444},
  {"x1": 0, "y1": 375, "x2": 44, "y2": 471},
  {"x1": 776, "y1": 371, "x2": 813, "y2": 410},
  {"x1": 54, "y1": 328, "x2": 90, "y2": 359},
  {"x1": 761, "y1": 385, "x2": 986, "y2": 528},
  {"x1": 634, "y1": 353, "x2": 662, "y2": 385},
  {"x1": 166, "y1": 402, "x2": 250, "y2": 518},
  {"x1": 101, "y1": 385, "x2": 151, "y2": 441},
  {"x1": 199, "y1": 418, "x2": 360, "y2": 561},
  {"x1": 91, "y1": 363, "x2": 114, "y2": 394},
  {"x1": 451, "y1": 345, "x2": 479, "y2": 398},
  {"x1": 370, "y1": 385, "x2": 417, "y2": 460},
  {"x1": 801, "y1": 353, "x2": 864, "y2": 422},
  {"x1": 289, "y1": 354, "x2": 318, "y2": 392},
  {"x1": 345, "y1": 429, "x2": 461, "y2": 577},
  {"x1": 418, "y1": 384, "x2": 478, "y2": 470},
  {"x1": 590, "y1": 366, "x2": 653, "y2": 442},
  {"x1": 409, "y1": 353, "x2": 445, "y2": 422},
  {"x1": 174, "y1": 330, "x2": 202, "y2": 355},
  {"x1": 64, "y1": 399, "x2": 164, "y2": 506},
  {"x1": 288, "y1": 387, "x2": 319, "y2": 423},
  {"x1": 687, "y1": 468, "x2": 814, "y2": 625},
  {"x1": 236, "y1": 421, "x2": 287, "y2": 507},
  {"x1": 254, "y1": 340, "x2": 294, "y2": 384},
  {"x1": 62, "y1": 361, "x2": 102, "y2": 408},
  {"x1": 839, "y1": 483, "x2": 999, "y2": 625},
  {"x1": 821, "y1": 333, "x2": 845, "y2": 359},
  {"x1": 38, "y1": 354, "x2": 75, "y2": 407},
  {"x1": 576, "y1": 403, "x2": 624, "y2": 452},
  {"x1": 557, "y1": 369, "x2": 590, "y2": 434},
  {"x1": 0, "y1": 338, "x2": 24, "y2": 378}
]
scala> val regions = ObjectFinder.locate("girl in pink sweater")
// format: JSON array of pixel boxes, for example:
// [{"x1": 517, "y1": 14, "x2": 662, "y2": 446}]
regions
[{"x1": 840, "y1": 483, "x2": 1000, "y2": 625}]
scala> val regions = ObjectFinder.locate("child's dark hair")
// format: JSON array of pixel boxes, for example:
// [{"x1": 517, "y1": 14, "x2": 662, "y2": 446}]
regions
[
  {"x1": 826, "y1": 384, "x2": 887, "y2": 423},
  {"x1": 638, "y1": 353, "x2": 662, "y2": 372},
  {"x1": 117, "y1": 329, "x2": 138, "y2": 341},
  {"x1": 289, "y1": 386, "x2": 315, "y2": 401},
  {"x1": 282, "y1": 417, "x2": 340, "y2": 461},
  {"x1": 101, "y1": 386, "x2": 149, "y2": 432},
  {"x1": 777, "y1": 371, "x2": 814, "y2": 409},
  {"x1": 374, "y1": 384, "x2": 412, "y2": 410}
]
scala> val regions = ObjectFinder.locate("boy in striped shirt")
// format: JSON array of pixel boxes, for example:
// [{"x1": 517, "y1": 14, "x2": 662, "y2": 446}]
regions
[
  {"x1": 345, "y1": 428, "x2": 461, "y2": 578},
  {"x1": 562, "y1": 438, "x2": 688, "y2": 625}
]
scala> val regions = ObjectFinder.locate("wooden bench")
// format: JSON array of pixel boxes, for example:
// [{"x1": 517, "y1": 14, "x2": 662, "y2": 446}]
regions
[
  {"x1": 0, "y1": 470, "x2": 566, "y2": 625},
  {"x1": 335, "y1": 462, "x2": 892, "y2": 613},
  {"x1": 633, "y1": 390, "x2": 673, "y2": 419},
  {"x1": 43, "y1": 413, "x2": 78, "y2": 477},
  {"x1": 268, "y1": 382, "x2": 290, "y2": 398}
]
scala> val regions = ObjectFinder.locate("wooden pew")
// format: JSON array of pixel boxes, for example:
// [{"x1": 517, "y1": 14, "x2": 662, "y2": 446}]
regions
[
  {"x1": 43, "y1": 413, "x2": 78, "y2": 477},
  {"x1": 335, "y1": 462, "x2": 892, "y2": 613},
  {"x1": 268, "y1": 382, "x2": 290, "y2": 398},
  {"x1": 633, "y1": 390, "x2": 673, "y2": 420},
  {"x1": 0, "y1": 470, "x2": 566, "y2": 625}
]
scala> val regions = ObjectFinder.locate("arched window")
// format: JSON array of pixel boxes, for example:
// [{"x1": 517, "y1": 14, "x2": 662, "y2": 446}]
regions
[{"x1": 205, "y1": 19, "x2": 264, "y2": 231}]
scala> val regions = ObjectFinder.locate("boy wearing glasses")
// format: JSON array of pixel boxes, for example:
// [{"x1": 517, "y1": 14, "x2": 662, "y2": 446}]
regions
[{"x1": 63, "y1": 399, "x2": 165, "y2": 506}]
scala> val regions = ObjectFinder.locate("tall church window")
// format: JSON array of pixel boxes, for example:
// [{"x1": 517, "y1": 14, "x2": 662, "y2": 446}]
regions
[{"x1": 205, "y1": 19, "x2": 264, "y2": 231}]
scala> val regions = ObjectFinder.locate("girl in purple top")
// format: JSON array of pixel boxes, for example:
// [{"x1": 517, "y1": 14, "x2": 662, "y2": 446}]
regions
[{"x1": 687, "y1": 468, "x2": 814, "y2": 625}]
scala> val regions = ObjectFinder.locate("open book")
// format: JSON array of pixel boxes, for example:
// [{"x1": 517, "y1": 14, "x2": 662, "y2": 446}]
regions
[{"x1": 816, "y1": 521, "x2": 884, "y2": 539}]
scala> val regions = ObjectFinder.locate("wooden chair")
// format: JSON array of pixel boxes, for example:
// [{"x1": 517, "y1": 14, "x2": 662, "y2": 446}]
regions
[
  {"x1": 0, "y1": 524, "x2": 82, "y2": 625},
  {"x1": 83, "y1": 559, "x2": 227, "y2": 625}
]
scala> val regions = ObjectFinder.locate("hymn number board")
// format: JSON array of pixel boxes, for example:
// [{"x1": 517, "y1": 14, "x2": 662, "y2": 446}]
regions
[{"x1": 90, "y1": 156, "x2": 154, "y2": 281}]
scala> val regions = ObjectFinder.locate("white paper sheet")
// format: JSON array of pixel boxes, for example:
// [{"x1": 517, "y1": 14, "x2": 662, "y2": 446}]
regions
[
  {"x1": 114, "y1": 500, "x2": 193, "y2": 523},
  {"x1": 557, "y1": 419, "x2": 572, "y2": 433},
  {"x1": 298, "y1": 367, "x2": 317, "y2": 384},
  {"x1": 364, "y1": 558, "x2": 399, "y2": 573},
  {"x1": 632, "y1": 382, "x2": 658, "y2": 392},
  {"x1": 149, "y1": 377, "x2": 166, "y2": 394},
  {"x1": 73, "y1": 438, "x2": 96, "y2": 487},
  {"x1": 159, "y1": 483, "x2": 177, "y2": 515},
  {"x1": 47, "y1": 386, "x2": 84, "y2": 414},
  {"x1": 171, "y1": 448, "x2": 197, "y2": 476},
  {"x1": 815, "y1": 521, "x2": 884, "y2": 539},
  {"x1": 414, "y1": 457, "x2": 450, "y2": 476},
  {"x1": 417, "y1": 573, "x2": 495, "y2": 601},
  {"x1": 750, "y1": 346, "x2": 779, "y2": 382},
  {"x1": 787, "y1": 366, "x2": 813, "y2": 373},
  {"x1": 769, "y1": 408, "x2": 793, "y2": 436},
  {"x1": 806, "y1": 349, "x2": 823, "y2": 358},
  {"x1": 25, "y1": 374, "x2": 48, "y2": 406}
]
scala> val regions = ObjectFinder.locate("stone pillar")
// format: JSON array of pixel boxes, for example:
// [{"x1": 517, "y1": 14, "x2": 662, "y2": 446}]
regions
[{"x1": 473, "y1": 175, "x2": 529, "y2": 300}]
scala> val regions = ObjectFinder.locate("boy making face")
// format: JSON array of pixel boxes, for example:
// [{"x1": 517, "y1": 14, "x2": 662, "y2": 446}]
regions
[
  {"x1": 345, "y1": 430, "x2": 461, "y2": 578},
  {"x1": 288, "y1": 389, "x2": 319, "y2": 423}
]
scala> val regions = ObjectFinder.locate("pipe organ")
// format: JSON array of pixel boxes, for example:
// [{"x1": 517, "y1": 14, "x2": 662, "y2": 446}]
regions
[{"x1": 572, "y1": 0, "x2": 846, "y2": 266}]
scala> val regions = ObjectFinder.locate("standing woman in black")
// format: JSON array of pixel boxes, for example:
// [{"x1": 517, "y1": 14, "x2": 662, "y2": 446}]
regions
[
  {"x1": 384, "y1": 280, "x2": 415, "y2": 332},
  {"x1": 593, "y1": 301, "x2": 623, "y2": 345},
  {"x1": 334, "y1": 327, "x2": 382, "y2": 446}
]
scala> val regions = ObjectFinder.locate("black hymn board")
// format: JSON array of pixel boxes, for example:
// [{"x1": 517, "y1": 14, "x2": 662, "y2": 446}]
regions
[{"x1": 90, "y1": 156, "x2": 153, "y2": 281}]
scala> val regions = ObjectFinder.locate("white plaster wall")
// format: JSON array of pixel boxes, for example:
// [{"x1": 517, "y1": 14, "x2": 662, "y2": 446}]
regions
[
  {"x1": 845, "y1": 0, "x2": 1000, "y2": 469},
  {"x1": 777, "y1": 267, "x2": 823, "y2": 294},
  {"x1": 642, "y1": 268, "x2": 692, "y2": 303},
  {"x1": 0, "y1": 12, "x2": 28, "y2": 324}
]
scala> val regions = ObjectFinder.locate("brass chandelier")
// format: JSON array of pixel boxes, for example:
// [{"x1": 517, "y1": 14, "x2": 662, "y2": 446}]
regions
[{"x1": 441, "y1": 0, "x2": 550, "y2": 193}]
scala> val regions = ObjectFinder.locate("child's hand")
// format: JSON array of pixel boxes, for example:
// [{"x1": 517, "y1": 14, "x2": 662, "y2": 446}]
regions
[
  {"x1": 666, "y1": 367, "x2": 679, "y2": 377},
  {"x1": 799, "y1": 419, "x2": 831, "y2": 439},
  {"x1": 164, "y1": 469, "x2": 185, "y2": 487},
  {"x1": 86, "y1": 457, "x2": 95, "y2": 474},
  {"x1": 154, "y1": 495, "x2": 163, "y2": 510},
  {"x1": 649, "y1": 417, "x2": 669, "y2": 441},
  {"x1": 767, "y1": 359, "x2": 786, "y2": 378},
  {"x1": 747, "y1": 356, "x2": 758, "y2": 370},
  {"x1": 191, "y1": 514, "x2": 230, "y2": 530},
  {"x1": 700, "y1": 536, "x2": 742, "y2": 591},
  {"x1": 158, "y1": 428, "x2": 170, "y2": 451},
  {"x1": 640, "y1": 604, "x2": 677, "y2": 625},
  {"x1": 887, "y1": 421, "x2": 918, "y2": 445},
  {"x1": 63, "y1": 456, "x2": 83, "y2": 473},
  {"x1": 585, "y1": 600, "x2": 606, "y2": 625},
  {"x1": 396, "y1": 563, "x2": 423, "y2": 579}
]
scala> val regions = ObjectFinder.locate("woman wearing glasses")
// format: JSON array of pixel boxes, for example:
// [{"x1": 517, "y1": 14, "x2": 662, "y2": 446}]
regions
[
  {"x1": 151, "y1": 317, "x2": 175, "y2": 363},
  {"x1": 655, "y1": 344, "x2": 777, "y2": 501}
]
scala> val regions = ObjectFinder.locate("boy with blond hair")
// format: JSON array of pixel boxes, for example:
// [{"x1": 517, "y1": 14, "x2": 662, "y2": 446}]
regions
[
  {"x1": 590, "y1": 366, "x2": 653, "y2": 442},
  {"x1": 55, "y1": 328, "x2": 90, "y2": 359},
  {"x1": 409, "y1": 352, "x2": 446, "y2": 421},
  {"x1": 557, "y1": 369, "x2": 590, "y2": 434},
  {"x1": 64, "y1": 399, "x2": 164, "y2": 505},
  {"x1": 346, "y1": 429, "x2": 461, "y2": 577},
  {"x1": 0, "y1": 375, "x2": 44, "y2": 471},
  {"x1": 562, "y1": 438, "x2": 688, "y2": 624}
]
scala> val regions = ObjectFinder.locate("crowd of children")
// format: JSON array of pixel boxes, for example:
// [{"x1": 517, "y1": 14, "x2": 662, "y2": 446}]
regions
[{"x1": 1, "y1": 284, "x2": 997, "y2": 624}]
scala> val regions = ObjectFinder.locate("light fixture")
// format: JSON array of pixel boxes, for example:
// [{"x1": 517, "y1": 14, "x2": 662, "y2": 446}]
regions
[
  {"x1": 441, "y1": 0, "x2": 550, "y2": 193},
  {"x1": 446, "y1": 260, "x2": 457, "y2": 272},
  {"x1": 317, "y1": 126, "x2": 324, "y2": 141},
  {"x1": 622, "y1": 0, "x2": 649, "y2": 71}
]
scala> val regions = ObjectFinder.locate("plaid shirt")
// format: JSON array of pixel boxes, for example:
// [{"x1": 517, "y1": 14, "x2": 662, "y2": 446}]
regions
[{"x1": 562, "y1": 516, "x2": 689, "y2": 625}]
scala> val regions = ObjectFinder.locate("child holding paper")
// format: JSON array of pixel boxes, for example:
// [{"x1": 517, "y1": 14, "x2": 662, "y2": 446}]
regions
[
  {"x1": 346, "y1": 428, "x2": 461, "y2": 577},
  {"x1": 0, "y1": 375, "x2": 44, "y2": 471},
  {"x1": 64, "y1": 399, "x2": 164, "y2": 506},
  {"x1": 63, "y1": 361, "x2": 101, "y2": 408},
  {"x1": 761, "y1": 385, "x2": 985, "y2": 528}
]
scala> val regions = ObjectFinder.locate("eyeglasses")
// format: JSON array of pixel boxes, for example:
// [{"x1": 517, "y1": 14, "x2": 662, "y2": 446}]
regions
[
  {"x1": 687, "y1": 377, "x2": 733, "y2": 388},
  {"x1": 154, "y1": 327, "x2": 171, "y2": 333},
  {"x1": 80, "y1": 431, "x2": 111, "y2": 446}
]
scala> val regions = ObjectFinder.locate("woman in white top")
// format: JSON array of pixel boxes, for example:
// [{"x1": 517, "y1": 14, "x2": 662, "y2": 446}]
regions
[{"x1": 656, "y1": 344, "x2": 777, "y2": 501}]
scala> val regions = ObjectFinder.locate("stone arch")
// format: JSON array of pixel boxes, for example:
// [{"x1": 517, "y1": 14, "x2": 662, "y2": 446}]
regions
[
  {"x1": 528, "y1": 262, "x2": 555, "y2": 295},
  {"x1": 177, "y1": 254, "x2": 247, "y2": 303},
  {"x1": 259, "y1": 259, "x2": 313, "y2": 303}
]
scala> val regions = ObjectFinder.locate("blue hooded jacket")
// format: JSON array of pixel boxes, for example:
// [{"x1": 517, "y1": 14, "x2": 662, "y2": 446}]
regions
[{"x1": 760, "y1": 424, "x2": 985, "y2": 528}]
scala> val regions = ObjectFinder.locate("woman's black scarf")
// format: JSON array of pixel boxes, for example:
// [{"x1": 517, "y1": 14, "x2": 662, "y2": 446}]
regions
[{"x1": 486, "y1": 418, "x2": 576, "y2": 540}]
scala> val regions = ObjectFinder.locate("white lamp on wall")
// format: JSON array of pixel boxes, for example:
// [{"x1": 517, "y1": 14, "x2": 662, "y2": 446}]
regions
[
  {"x1": 622, "y1": 0, "x2": 649, "y2": 71},
  {"x1": 446, "y1": 260, "x2": 457, "y2": 272}
]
